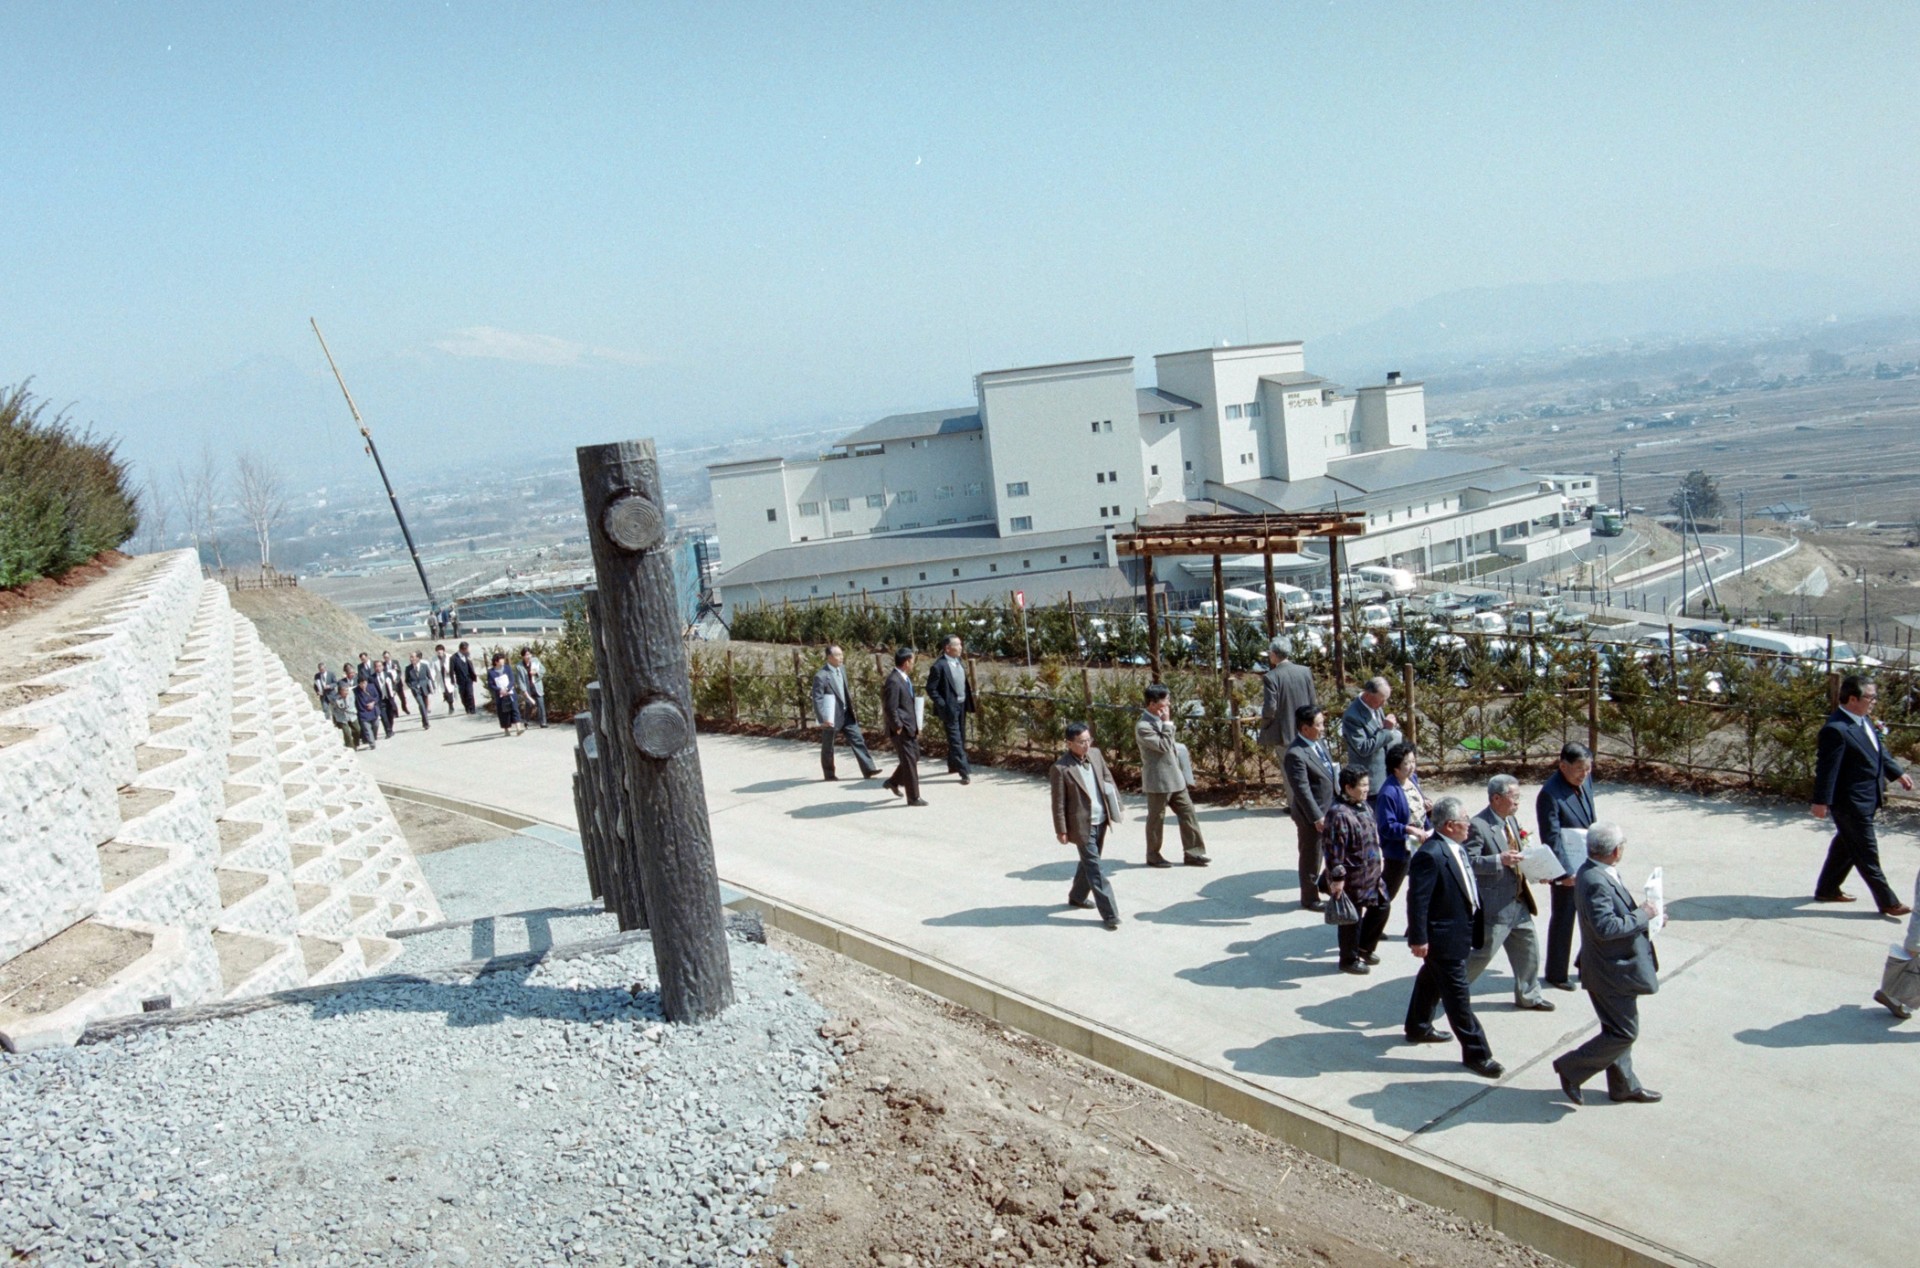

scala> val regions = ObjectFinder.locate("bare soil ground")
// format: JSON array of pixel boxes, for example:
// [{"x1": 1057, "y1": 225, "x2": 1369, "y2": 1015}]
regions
[
  {"x1": 0, "y1": 551, "x2": 129, "y2": 631},
  {"x1": 762, "y1": 932, "x2": 1560, "y2": 1268},
  {"x1": 385, "y1": 795, "x2": 512, "y2": 856}
]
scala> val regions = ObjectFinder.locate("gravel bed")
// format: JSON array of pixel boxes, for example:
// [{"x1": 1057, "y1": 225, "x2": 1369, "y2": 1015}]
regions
[
  {"x1": 395, "y1": 909, "x2": 623, "y2": 971},
  {"x1": 414, "y1": 835, "x2": 595, "y2": 922},
  {"x1": 1, "y1": 933, "x2": 837, "y2": 1267}
]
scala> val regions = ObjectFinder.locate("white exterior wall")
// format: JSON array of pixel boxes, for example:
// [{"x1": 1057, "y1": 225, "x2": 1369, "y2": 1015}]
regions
[
  {"x1": 978, "y1": 359, "x2": 1143, "y2": 536},
  {"x1": 1352, "y1": 382, "x2": 1427, "y2": 451},
  {"x1": 729, "y1": 534, "x2": 1118, "y2": 606},
  {"x1": 1154, "y1": 344, "x2": 1306, "y2": 486},
  {"x1": 786, "y1": 432, "x2": 991, "y2": 539},
  {"x1": 1137, "y1": 411, "x2": 1191, "y2": 504},
  {"x1": 709, "y1": 459, "x2": 793, "y2": 567},
  {"x1": 1344, "y1": 487, "x2": 1572, "y2": 570}
]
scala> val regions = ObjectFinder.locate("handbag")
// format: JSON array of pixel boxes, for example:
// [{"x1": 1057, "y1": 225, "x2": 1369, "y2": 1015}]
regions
[{"x1": 1324, "y1": 891, "x2": 1361, "y2": 926}]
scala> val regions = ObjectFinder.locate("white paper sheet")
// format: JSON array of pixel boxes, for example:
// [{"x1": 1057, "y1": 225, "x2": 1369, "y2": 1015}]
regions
[
  {"x1": 1518, "y1": 843, "x2": 1567, "y2": 882},
  {"x1": 1644, "y1": 866, "x2": 1666, "y2": 934}
]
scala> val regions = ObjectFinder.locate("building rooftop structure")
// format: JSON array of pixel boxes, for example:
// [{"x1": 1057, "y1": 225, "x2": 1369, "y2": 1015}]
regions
[{"x1": 832, "y1": 407, "x2": 982, "y2": 449}]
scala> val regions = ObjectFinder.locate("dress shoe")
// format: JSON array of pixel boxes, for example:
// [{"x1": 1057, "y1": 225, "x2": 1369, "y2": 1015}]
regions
[
  {"x1": 1814, "y1": 892, "x2": 1858, "y2": 903},
  {"x1": 1465, "y1": 1057, "x2": 1505, "y2": 1079},
  {"x1": 1102, "y1": 918, "x2": 1121, "y2": 931},
  {"x1": 1301, "y1": 898, "x2": 1324, "y2": 912},
  {"x1": 1067, "y1": 897, "x2": 1094, "y2": 909},
  {"x1": 1553, "y1": 1063, "x2": 1583, "y2": 1105},
  {"x1": 1146, "y1": 858, "x2": 1173, "y2": 869},
  {"x1": 1405, "y1": 1029, "x2": 1452, "y2": 1044},
  {"x1": 1873, "y1": 989, "x2": 1914, "y2": 1020},
  {"x1": 907, "y1": 798, "x2": 930, "y2": 807},
  {"x1": 1339, "y1": 961, "x2": 1371, "y2": 976},
  {"x1": 1545, "y1": 979, "x2": 1577, "y2": 992},
  {"x1": 1609, "y1": 1087, "x2": 1663, "y2": 1104},
  {"x1": 1883, "y1": 904, "x2": 1914, "y2": 918},
  {"x1": 885, "y1": 781, "x2": 903, "y2": 799},
  {"x1": 1362, "y1": 952, "x2": 1380, "y2": 966},
  {"x1": 958, "y1": 775, "x2": 971, "y2": 785},
  {"x1": 1516, "y1": 998, "x2": 1556, "y2": 1012},
  {"x1": 1184, "y1": 857, "x2": 1210, "y2": 867},
  {"x1": 859, "y1": 770, "x2": 881, "y2": 780},
  {"x1": 822, "y1": 774, "x2": 840, "y2": 781}
]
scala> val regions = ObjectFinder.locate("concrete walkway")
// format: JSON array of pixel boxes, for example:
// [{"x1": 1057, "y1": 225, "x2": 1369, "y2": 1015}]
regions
[{"x1": 362, "y1": 708, "x2": 1920, "y2": 1267}]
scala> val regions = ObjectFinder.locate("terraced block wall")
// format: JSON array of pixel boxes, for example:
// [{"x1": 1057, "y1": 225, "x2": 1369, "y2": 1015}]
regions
[{"x1": 0, "y1": 552, "x2": 443, "y2": 1051}]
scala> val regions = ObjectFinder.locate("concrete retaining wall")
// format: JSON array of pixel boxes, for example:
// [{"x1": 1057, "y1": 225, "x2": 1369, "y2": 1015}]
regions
[{"x1": 0, "y1": 552, "x2": 444, "y2": 1051}]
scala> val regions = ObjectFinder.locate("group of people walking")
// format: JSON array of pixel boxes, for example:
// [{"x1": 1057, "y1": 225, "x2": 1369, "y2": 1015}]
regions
[
  {"x1": 312, "y1": 640, "x2": 549, "y2": 749},
  {"x1": 801, "y1": 631, "x2": 1920, "y2": 1104}
]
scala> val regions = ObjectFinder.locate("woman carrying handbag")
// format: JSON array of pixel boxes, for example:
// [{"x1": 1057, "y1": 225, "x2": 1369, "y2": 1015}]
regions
[{"x1": 1323, "y1": 765, "x2": 1390, "y2": 975}]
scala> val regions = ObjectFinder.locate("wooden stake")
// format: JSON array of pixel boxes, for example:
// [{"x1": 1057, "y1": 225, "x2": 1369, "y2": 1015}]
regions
[{"x1": 577, "y1": 438, "x2": 734, "y2": 1023}]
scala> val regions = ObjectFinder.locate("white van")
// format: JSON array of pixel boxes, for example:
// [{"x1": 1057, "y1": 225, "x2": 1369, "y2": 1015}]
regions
[
  {"x1": 1719, "y1": 628, "x2": 1881, "y2": 668},
  {"x1": 1355, "y1": 565, "x2": 1418, "y2": 597}
]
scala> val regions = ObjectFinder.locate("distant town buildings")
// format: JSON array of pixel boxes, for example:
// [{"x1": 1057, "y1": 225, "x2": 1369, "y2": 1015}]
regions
[{"x1": 709, "y1": 340, "x2": 1588, "y2": 608}]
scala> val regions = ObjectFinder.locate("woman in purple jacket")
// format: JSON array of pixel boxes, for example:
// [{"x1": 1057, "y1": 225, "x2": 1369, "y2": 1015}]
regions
[{"x1": 1373, "y1": 741, "x2": 1432, "y2": 908}]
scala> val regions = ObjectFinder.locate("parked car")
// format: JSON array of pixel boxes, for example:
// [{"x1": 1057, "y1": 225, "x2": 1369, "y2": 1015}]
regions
[
  {"x1": 1356, "y1": 603, "x2": 1395, "y2": 630},
  {"x1": 1508, "y1": 609, "x2": 1556, "y2": 634},
  {"x1": 1355, "y1": 565, "x2": 1419, "y2": 596},
  {"x1": 1464, "y1": 592, "x2": 1513, "y2": 613}
]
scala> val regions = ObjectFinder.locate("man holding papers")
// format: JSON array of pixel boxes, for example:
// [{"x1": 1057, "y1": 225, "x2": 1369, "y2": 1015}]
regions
[
  {"x1": 1464, "y1": 775, "x2": 1552, "y2": 1010},
  {"x1": 1552, "y1": 822, "x2": 1663, "y2": 1105},
  {"x1": 1536, "y1": 742, "x2": 1597, "y2": 992}
]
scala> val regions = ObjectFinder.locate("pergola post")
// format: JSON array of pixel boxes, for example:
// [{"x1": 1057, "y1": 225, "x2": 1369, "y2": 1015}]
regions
[
  {"x1": 1327, "y1": 531, "x2": 1346, "y2": 692},
  {"x1": 1263, "y1": 550, "x2": 1277, "y2": 641},
  {"x1": 1212, "y1": 554, "x2": 1233, "y2": 750},
  {"x1": 1144, "y1": 554, "x2": 1161, "y2": 683}
]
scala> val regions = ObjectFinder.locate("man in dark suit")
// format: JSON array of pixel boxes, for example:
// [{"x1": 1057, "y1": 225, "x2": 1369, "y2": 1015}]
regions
[
  {"x1": 1536, "y1": 742, "x2": 1596, "y2": 991},
  {"x1": 1465, "y1": 775, "x2": 1550, "y2": 1011},
  {"x1": 1340, "y1": 677, "x2": 1403, "y2": 799},
  {"x1": 1811, "y1": 675, "x2": 1914, "y2": 915},
  {"x1": 449, "y1": 641, "x2": 478, "y2": 715},
  {"x1": 1403, "y1": 796, "x2": 1503, "y2": 1078},
  {"x1": 882, "y1": 647, "x2": 927, "y2": 806},
  {"x1": 811, "y1": 644, "x2": 880, "y2": 781},
  {"x1": 925, "y1": 634, "x2": 976, "y2": 784},
  {"x1": 1050, "y1": 721, "x2": 1125, "y2": 930},
  {"x1": 1552, "y1": 822, "x2": 1663, "y2": 1105},
  {"x1": 1283, "y1": 705, "x2": 1338, "y2": 911},
  {"x1": 1258, "y1": 640, "x2": 1317, "y2": 754}
]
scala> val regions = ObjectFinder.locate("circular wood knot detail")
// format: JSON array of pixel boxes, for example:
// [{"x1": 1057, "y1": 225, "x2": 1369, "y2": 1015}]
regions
[
  {"x1": 603, "y1": 492, "x2": 666, "y2": 553},
  {"x1": 632, "y1": 700, "x2": 690, "y2": 759}
]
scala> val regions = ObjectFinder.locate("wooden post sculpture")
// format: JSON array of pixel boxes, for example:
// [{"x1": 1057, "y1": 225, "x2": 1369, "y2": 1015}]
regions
[{"x1": 578, "y1": 439, "x2": 735, "y2": 1023}]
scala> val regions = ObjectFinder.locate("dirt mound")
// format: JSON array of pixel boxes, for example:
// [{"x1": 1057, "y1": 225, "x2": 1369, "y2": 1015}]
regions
[
  {"x1": 767, "y1": 934, "x2": 1560, "y2": 1268},
  {"x1": 228, "y1": 583, "x2": 386, "y2": 687}
]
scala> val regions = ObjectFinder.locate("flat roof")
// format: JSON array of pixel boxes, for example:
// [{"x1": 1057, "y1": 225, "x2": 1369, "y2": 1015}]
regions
[
  {"x1": 1136, "y1": 387, "x2": 1200, "y2": 413},
  {"x1": 1156, "y1": 340, "x2": 1304, "y2": 360},
  {"x1": 1219, "y1": 448, "x2": 1539, "y2": 513},
  {"x1": 834, "y1": 407, "x2": 982, "y2": 448},
  {"x1": 976, "y1": 354, "x2": 1133, "y2": 381}
]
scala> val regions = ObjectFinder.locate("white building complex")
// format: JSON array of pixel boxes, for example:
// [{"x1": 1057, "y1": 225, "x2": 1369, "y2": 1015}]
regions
[{"x1": 709, "y1": 341, "x2": 1587, "y2": 608}]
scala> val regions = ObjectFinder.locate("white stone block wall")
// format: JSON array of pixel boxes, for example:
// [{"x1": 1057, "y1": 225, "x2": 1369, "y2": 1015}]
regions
[{"x1": 0, "y1": 552, "x2": 443, "y2": 1051}]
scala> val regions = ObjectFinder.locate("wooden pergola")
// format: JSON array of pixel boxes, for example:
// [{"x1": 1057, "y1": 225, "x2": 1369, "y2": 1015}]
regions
[{"x1": 1114, "y1": 511, "x2": 1369, "y2": 695}]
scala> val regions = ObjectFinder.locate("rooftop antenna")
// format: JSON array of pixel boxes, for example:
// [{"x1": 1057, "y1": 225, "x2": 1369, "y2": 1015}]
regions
[{"x1": 310, "y1": 318, "x2": 442, "y2": 622}]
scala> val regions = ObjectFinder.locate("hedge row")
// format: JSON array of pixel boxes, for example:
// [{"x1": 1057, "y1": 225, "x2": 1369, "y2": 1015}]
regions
[{"x1": 0, "y1": 383, "x2": 140, "y2": 588}]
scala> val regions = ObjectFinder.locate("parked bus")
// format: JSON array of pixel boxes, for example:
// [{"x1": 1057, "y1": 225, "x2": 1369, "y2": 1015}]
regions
[{"x1": 1718, "y1": 627, "x2": 1881, "y2": 669}]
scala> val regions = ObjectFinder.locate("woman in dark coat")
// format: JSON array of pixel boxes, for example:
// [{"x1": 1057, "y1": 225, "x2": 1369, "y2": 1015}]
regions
[
  {"x1": 1373, "y1": 742, "x2": 1431, "y2": 906},
  {"x1": 486, "y1": 652, "x2": 522, "y2": 736},
  {"x1": 1324, "y1": 765, "x2": 1389, "y2": 974}
]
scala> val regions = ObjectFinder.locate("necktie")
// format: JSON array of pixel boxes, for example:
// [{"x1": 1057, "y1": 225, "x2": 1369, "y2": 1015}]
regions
[{"x1": 1862, "y1": 716, "x2": 1879, "y2": 752}]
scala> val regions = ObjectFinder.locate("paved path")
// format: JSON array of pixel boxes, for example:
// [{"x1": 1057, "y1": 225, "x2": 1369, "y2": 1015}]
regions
[{"x1": 363, "y1": 709, "x2": 1920, "y2": 1267}]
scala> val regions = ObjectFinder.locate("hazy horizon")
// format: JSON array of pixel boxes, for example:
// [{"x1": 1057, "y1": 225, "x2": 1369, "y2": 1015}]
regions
[{"x1": 5, "y1": 3, "x2": 1917, "y2": 483}]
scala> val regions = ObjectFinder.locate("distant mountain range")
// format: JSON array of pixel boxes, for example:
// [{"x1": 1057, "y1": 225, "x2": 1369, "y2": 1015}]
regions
[{"x1": 1309, "y1": 264, "x2": 1920, "y2": 384}]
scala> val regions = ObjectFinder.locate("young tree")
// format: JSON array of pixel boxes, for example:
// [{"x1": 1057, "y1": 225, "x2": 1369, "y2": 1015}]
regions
[
  {"x1": 134, "y1": 479, "x2": 172, "y2": 555},
  {"x1": 174, "y1": 445, "x2": 225, "y2": 570},
  {"x1": 1669, "y1": 469, "x2": 1723, "y2": 527},
  {"x1": 233, "y1": 449, "x2": 288, "y2": 569}
]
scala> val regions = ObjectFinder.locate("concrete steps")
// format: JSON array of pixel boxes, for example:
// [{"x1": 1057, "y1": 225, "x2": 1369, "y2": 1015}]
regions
[{"x1": 0, "y1": 552, "x2": 442, "y2": 1050}]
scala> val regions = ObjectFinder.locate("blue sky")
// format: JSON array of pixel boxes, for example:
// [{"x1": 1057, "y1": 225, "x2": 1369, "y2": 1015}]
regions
[{"x1": 3, "y1": 3, "x2": 1915, "y2": 481}]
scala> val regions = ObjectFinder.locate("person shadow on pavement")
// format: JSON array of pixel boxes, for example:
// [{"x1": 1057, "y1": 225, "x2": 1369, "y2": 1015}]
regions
[
  {"x1": 1175, "y1": 924, "x2": 1332, "y2": 992},
  {"x1": 1131, "y1": 869, "x2": 1299, "y2": 928},
  {"x1": 1735, "y1": 1005, "x2": 1920, "y2": 1048},
  {"x1": 1348, "y1": 1081, "x2": 1574, "y2": 1133}
]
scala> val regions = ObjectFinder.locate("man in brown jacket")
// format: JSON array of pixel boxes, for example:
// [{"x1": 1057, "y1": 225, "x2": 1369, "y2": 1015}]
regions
[{"x1": 1050, "y1": 721, "x2": 1125, "y2": 930}]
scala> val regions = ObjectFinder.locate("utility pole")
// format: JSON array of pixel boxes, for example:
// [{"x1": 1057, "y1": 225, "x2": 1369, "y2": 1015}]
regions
[
  {"x1": 1678, "y1": 488, "x2": 1689, "y2": 616},
  {"x1": 1737, "y1": 488, "x2": 1747, "y2": 577},
  {"x1": 1612, "y1": 450, "x2": 1626, "y2": 518},
  {"x1": 311, "y1": 320, "x2": 442, "y2": 622}
]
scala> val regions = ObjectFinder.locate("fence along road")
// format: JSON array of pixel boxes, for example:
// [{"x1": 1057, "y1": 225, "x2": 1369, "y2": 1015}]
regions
[{"x1": 365, "y1": 713, "x2": 1920, "y2": 1268}]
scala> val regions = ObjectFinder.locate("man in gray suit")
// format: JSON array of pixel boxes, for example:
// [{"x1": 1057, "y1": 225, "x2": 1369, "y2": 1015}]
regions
[
  {"x1": 1134, "y1": 684, "x2": 1209, "y2": 868},
  {"x1": 1050, "y1": 722, "x2": 1125, "y2": 930},
  {"x1": 1551, "y1": 822, "x2": 1664, "y2": 1105},
  {"x1": 1283, "y1": 705, "x2": 1338, "y2": 911},
  {"x1": 811, "y1": 644, "x2": 880, "y2": 781},
  {"x1": 1341, "y1": 677, "x2": 1403, "y2": 801},
  {"x1": 1258, "y1": 640, "x2": 1317, "y2": 754},
  {"x1": 1465, "y1": 775, "x2": 1552, "y2": 1011}
]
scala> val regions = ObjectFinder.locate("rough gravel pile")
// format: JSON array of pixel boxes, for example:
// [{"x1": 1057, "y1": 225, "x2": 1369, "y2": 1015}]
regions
[{"x1": 1, "y1": 933, "x2": 836, "y2": 1267}]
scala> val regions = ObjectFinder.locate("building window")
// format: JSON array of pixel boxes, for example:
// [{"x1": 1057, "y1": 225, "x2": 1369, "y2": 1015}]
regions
[
  {"x1": 1022, "y1": 559, "x2": 1031, "y2": 568},
  {"x1": 1059, "y1": 554, "x2": 1068, "y2": 564},
  {"x1": 809, "y1": 585, "x2": 818, "y2": 594},
  {"x1": 1247, "y1": 401, "x2": 1262, "y2": 418},
  {"x1": 1501, "y1": 521, "x2": 1529, "y2": 541},
  {"x1": 1159, "y1": 412, "x2": 1173, "y2": 425},
  {"x1": 952, "y1": 568, "x2": 961, "y2": 578},
  {"x1": 881, "y1": 576, "x2": 889, "y2": 585},
  {"x1": 1090, "y1": 421, "x2": 1101, "y2": 434},
  {"x1": 937, "y1": 517, "x2": 956, "y2": 525},
  {"x1": 766, "y1": 508, "x2": 777, "y2": 522},
  {"x1": 1335, "y1": 432, "x2": 1349, "y2": 444},
  {"x1": 1096, "y1": 472, "x2": 1106, "y2": 484},
  {"x1": 1184, "y1": 460, "x2": 1192, "y2": 471},
  {"x1": 849, "y1": 580, "x2": 857, "y2": 589},
  {"x1": 832, "y1": 530, "x2": 853, "y2": 538},
  {"x1": 1092, "y1": 551, "x2": 1101, "y2": 561},
  {"x1": 872, "y1": 524, "x2": 892, "y2": 533},
  {"x1": 964, "y1": 481, "x2": 982, "y2": 496},
  {"x1": 935, "y1": 484, "x2": 955, "y2": 499},
  {"x1": 1102, "y1": 420, "x2": 1113, "y2": 432},
  {"x1": 1005, "y1": 481, "x2": 1029, "y2": 497},
  {"x1": 829, "y1": 497, "x2": 849, "y2": 512},
  {"x1": 898, "y1": 521, "x2": 920, "y2": 529},
  {"x1": 1108, "y1": 470, "x2": 1117, "y2": 482},
  {"x1": 797, "y1": 500, "x2": 820, "y2": 516},
  {"x1": 1150, "y1": 464, "x2": 1159, "y2": 476},
  {"x1": 866, "y1": 494, "x2": 885, "y2": 508},
  {"x1": 989, "y1": 563, "x2": 998, "y2": 572},
  {"x1": 1010, "y1": 516, "x2": 1033, "y2": 532},
  {"x1": 895, "y1": 489, "x2": 917, "y2": 504},
  {"x1": 1226, "y1": 404, "x2": 1242, "y2": 420},
  {"x1": 918, "y1": 572, "x2": 927, "y2": 581}
]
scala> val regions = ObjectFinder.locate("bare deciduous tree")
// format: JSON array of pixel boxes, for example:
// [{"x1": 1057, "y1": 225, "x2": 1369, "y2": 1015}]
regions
[
  {"x1": 134, "y1": 479, "x2": 172, "y2": 555},
  {"x1": 173, "y1": 446, "x2": 225, "y2": 571},
  {"x1": 233, "y1": 449, "x2": 288, "y2": 570}
]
